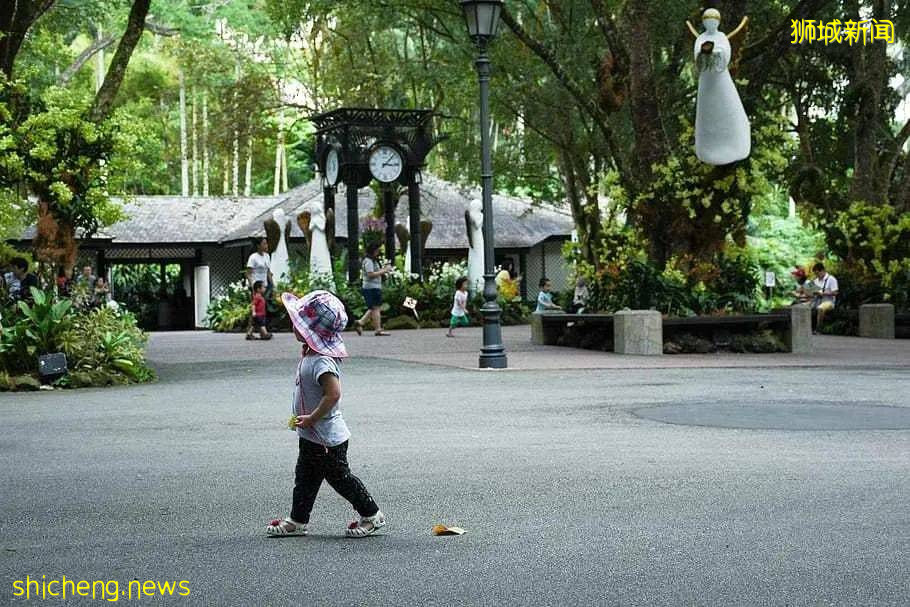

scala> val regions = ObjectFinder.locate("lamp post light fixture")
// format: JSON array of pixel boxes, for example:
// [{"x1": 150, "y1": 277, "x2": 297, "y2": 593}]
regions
[{"x1": 461, "y1": 0, "x2": 507, "y2": 369}]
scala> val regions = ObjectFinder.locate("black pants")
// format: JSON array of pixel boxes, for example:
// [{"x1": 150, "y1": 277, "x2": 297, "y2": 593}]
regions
[{"x1": 291, "y1": 439, "x2": 379, "y2": 524}]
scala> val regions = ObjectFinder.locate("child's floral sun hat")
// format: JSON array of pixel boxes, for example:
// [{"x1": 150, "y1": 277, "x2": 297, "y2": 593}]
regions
[{"x1": 281, "y1": 290, "x2": 349, "y2": 358}]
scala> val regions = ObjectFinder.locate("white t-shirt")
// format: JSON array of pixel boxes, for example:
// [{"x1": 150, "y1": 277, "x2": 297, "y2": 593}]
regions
[
  {"x1": 452, "y1": 290, "x2": 468, "y2": 316},
  {"x1": 813, "y1": 273, "x2": 838, "y2": 305},
  {"x1": 291, "y1": 355, "x2": 350, "y2": 447},
  {"x1": 247, "y1": 252, "x2": 271, "y2": 286}
]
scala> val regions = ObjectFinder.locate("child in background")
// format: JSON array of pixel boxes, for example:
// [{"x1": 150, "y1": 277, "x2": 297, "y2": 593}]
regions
[
  {"x1": 246, "y1": 280, "x2": 272, "y2": 340},
  {"x1": 570, "y1": 276, "x2": 588, "y2": 314},
  {"x1": 266, "y1": 290, "x2": 385, "y2": 538},
  {"x1": 447, "y1": 276, "x2": 470, "y2": 337},
  {"x1": 536, "y1": 277, "x2": 562, "y2": 313}
]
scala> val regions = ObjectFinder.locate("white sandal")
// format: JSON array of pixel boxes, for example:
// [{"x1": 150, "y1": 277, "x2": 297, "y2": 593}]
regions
[
  {"x1": 345, "y1": 511, "x2": 386, "y2": 538},
  {"x1": 266, "y1": 517, "x2": 307, "y2": 537}
]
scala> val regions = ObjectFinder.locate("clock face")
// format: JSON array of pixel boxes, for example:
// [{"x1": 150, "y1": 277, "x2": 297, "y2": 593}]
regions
[
  {"x1": 325, "y1": 148, "x2": 339, "y2": 185},
  {"x1": 368, "y1": 145, "x2": 403, "y2": 183}
]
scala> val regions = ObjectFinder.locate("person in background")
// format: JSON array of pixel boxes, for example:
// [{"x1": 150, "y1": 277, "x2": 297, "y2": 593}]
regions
[
  {"x1": 2, "y1": 265, "x2": 20, "y2": 302},
  {"x1": 92, "y1": 276, "x2": 110, "y2": 308},
  {"x1": 246, "y1": 280, "x2": 272, "y2": 341},
  {"x1": 811, "y1": 262, "x2": 838, "y2": 333},
  {"x1": 10, "y1": 257, "x2": 38, "y2": 303},
  {"x1": 246, "y1": 237, "x2": 273, "y2": 295},
  {"x1": 447, "y1": 276, "x2": 471, "y2": 338},
  {"x1": 790, "y1": 267, "x2": 811, "y2": 304},
  {"x1": 569, "y1": 276, "x2": 589, "y2": 314},
  {"x1": 56, "y1": 267, "x2": 72, "y2": 297},
  {"x1": 536, "y1": 277, "x2": 562, "y2": 313},
  {"x1": 75, "y1": 265, "x2": 96, "y2": 288},
  {"x1": 495, "y1": 261, "x2": 522, "y2": 300},
  {"x1": 354, "y1": 242, "x2": 393, "y2": 336}
]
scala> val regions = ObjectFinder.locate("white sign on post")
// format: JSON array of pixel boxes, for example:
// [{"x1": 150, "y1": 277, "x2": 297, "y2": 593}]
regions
[
  {"x1": 764, "y1": 271, "x2": 776, "y2": 288},
  {"x1": 403, "y1": 297, "x2": 419, "y2": 320}
]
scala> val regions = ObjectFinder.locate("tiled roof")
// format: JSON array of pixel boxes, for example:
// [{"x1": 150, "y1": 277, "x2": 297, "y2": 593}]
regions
[
  {"x1": 18, "y1": 195, "x2": 282, "y2": 244},
  {"x1": 224, "y1": 174, "x2": 574, "y2": 250},
  {"x1": 15, "y1": 176, "x2": 574, "y2": 250}
]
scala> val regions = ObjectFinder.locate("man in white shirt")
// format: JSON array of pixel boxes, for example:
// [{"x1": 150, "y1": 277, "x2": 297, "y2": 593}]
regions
[
  {"x1": 811, "y1": 262, "x2": 838, "y2": 332},
  {"x1": 246, "y1": 237, "x2": 273, "y2": 293}
]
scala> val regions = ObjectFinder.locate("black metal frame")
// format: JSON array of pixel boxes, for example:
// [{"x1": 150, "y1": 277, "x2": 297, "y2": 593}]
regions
[{"x1": 311, "y1": 107, "x2": 446, "y2": 282}]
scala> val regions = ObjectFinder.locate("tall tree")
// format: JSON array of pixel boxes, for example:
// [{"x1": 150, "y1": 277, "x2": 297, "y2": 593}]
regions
[{"x1": 0, "y1": 0, "x2": 152, "y2": 267}]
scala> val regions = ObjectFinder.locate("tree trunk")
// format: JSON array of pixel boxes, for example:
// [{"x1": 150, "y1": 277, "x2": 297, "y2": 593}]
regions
[
  {"x1": 179, "y1": 69, "x2": 189, "y2": 197},
  {"x1": 232, "y1": 129, "x2": 239, "y2": 197},
  {"x1": 244, "y1": 136, "x2": 253, "y2": 196},
  {"x1": 222, "y1": 156, "x2": 229, "y2": 196},
  {"x1": 274, "y1": 116, "x2": 283, "y2": 196},
  {"x1": 94, "y1": 24, "x2": 105, "y2": 93},
  {"x1": 619, "y1": 0, "x2": 668, "y2": 190},
  {"x1": 557, "y1": 148, "x2": 601, "y2": 268},
  {"x1": 30, "y1": 0, "x2": 150, "y2": 267},
  {"x1": 281, "y1": 141, "x2": 288, "y2": 192},
  {"x1": 847, "y1": 2, "x2": 890, "y2": 205},
  {"x1": 191, "y1": 86, "x2": 198, "y2": 197},
  {"x1": 89, "y1": 0, "x2": 151, "y2": 122},
  {"x1": 202, "y1": 92, "x2": 209, "y2": 196},
  {"x1": 0, "y1": 0, "x2": 57, "y2": 79},
  {"x1": 33, "y1": 200, "x2": 78, "y2": 270}
]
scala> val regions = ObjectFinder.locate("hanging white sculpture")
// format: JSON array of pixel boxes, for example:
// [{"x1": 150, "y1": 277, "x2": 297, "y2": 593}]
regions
[
  {"x1": 263, "y1": 209, "x2": 291, "y2": 284},
  {"x1": 465, "y1": 198, "x2": 485, "y2": 294},
  {"x1": 689, "y1": 9, "x2": 751, "y2": 165},
  {"x1": 270, "y1": 209, "x2": 290, "y2": 283}
]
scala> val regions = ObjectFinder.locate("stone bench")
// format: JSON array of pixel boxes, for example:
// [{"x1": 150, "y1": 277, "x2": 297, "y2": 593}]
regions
[
  {"x1": 530, "y1": 305, "x2": 812, "y2": 354},
  {"x1": 530, "y1": 313, "x2": 613, "y2": 347},
  {"x1": 897, "y1": 313, "x2": 910, "y2": 339},
  {"x1": 859, "y1": 304, "x2": 895, "y2": 339}
]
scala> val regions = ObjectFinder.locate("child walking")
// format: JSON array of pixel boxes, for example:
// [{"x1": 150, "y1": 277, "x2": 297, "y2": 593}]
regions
[
  {"x1": 246, "y1": 281, "x2": 272, "y2": 340},
  {"x1": 266, "y1": 290, "x2": 386, "y2": 538},
  {"x1": 447, "y1": 276, "x2": 470, "y2": 337}
]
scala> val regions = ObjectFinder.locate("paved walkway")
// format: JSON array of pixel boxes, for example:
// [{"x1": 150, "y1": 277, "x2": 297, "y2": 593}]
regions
[
  {"x1": 148, "y1": 325, "x2": 910, "y2": 371},
  {"x1": 2, "y1": 326, "x2": 908, "y2": 606}
]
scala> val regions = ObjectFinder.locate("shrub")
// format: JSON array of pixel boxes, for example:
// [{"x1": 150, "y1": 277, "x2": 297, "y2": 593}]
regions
[
  {"x1": 821, "y1": 203, "x2": 910, "y2": 311},
  {"x1": 59, "y1": 306, "x2": 155, "y2": 383},
  {"x1": 0, "y1": 288, "x2": 73, "y2": 373},
  {"x1": 206, "y1": 280, "x2": 253, "y2": 332},
  {"x1": 1, "y1": 289, "x2": 153, "y2": 389}
]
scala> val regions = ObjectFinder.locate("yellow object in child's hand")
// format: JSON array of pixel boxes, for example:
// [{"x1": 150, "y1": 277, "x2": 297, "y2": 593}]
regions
[{"x1": 287, "y1": 415, "x2": 298, "y2": 430}]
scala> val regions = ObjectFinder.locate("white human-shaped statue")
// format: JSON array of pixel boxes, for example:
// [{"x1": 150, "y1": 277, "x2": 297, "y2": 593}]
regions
[
  {"x1": 691, "y1": 9, "x2": 751, "y2": 165},
  {"x1": 271, "y1": 209, "x2": 291, "y2": 283},
  {"x1": 465, "y1": 198, "x2": 485, "y2": 294},
  {"x1": 302, "y1": 199, "x2": 334, "y2": 288}
]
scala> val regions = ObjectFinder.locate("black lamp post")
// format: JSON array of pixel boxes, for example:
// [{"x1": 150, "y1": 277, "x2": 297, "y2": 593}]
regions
[{"x1": 461, "y1": 0, "x2": 507, "y2": 369}]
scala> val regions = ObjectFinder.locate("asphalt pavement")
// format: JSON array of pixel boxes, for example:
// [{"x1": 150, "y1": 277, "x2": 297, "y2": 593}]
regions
[{"x1": 1, "y1": 329, "x2": 908, "y2": 606}]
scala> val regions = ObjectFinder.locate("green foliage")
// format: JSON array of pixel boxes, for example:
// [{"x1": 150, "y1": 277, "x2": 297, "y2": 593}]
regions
[
  {"x1": 207, "y1": 256, "x2": 529, "y2": 333},
  {"x1": 0, "y1": 243, "x2": 33, "y2": 270},
  {"x1": 746, "y1": 186, "x2": 826, "y2": 308},
  {"x1": 0, "y1": 289, "x2": 153, "y2": 389},
  {"x1": 633, "y1": 119, "x2": 791, "y2": 269},
  {"x1": 111, "y1": 263, "x2": 181, "y2": 328},
  {"x1": 570, "y1": 244, "x2": 760, "y2": 317},
  {"x1": 17, "y1": 288, "x2": 73, "y2": 353},
  {"x1": 59, "y1": 306, "x2": 155, "y2": 383},
  {"x1": 205, "y1": 280, "x2": 254, "y2": 333},
  {"x1": 0, "y1": 289, "x2": 74, "y2": 371},
  {"x1": 820, "y1": 203, "x2": 910, "y2": 311},
  {"x1": 0, "y1": 80, "x2": 129, "y2": 236}
]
